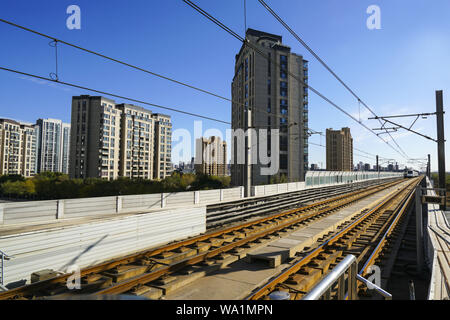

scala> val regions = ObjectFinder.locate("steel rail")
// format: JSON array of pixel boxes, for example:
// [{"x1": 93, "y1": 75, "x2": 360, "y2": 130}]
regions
[
  {"x1": 338, "y1": 177, "x2": 421, "y2": 300},
  {"x1": 93, "y1": 182, "x2": 398, "y2": 295},
  {"x1": 206, "y1": 180, "x2": 394, "y2": 226},
  {"x1": 359, "y1": 179, "x2": 419, "y2": 276},
  {"x1": 0, "y1": 179, "x2": 401, "y2": 299},
  {"x1": 246, "y1": 178, "x2": 419, "y2": 300}
]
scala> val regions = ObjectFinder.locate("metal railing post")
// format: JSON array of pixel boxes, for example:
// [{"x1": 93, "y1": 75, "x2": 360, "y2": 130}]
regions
[
  {"x1": 348, "y1": 261, "x2": 358, "y2": 300},
  {"x1": 338, "y1": 274, "x2": 345, "y2": 300},
  {"x1": 415, "y1": 186, "x2": 424, "y2": 273},
  {"x1": 302, "y1": 255, "x2": 357, "y2": 300},
  {"x1": 0, "y1": 250, "x2": 13, "y2": 288}
]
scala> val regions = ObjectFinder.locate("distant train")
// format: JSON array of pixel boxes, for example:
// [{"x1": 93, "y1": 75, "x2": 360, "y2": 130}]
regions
[{"x1": 404, "y1": 170, "x2": 419, "y2": 178}]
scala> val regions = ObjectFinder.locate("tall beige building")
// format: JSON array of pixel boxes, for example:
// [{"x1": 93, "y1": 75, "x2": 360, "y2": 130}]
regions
[
  {"x1": 195, "y1": 136, "x2": 227, "y2": 176},
  {"x1": 326, "y1": 127, "x2": 353, "y2": 171},
  {"x1": 116, "y1": 104, "x2": 155, "y2": 179},
  {"x1": 69, "y1": 95, "x2": 172, "y2": 180},
  {"x1": 0, "y1": 118, "x2": 37, "y2": 177}
]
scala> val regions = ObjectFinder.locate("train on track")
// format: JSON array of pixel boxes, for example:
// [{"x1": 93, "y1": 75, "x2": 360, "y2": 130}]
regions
[{"x1": 404, "y1": 170, "x2": 419, "y2": 178}]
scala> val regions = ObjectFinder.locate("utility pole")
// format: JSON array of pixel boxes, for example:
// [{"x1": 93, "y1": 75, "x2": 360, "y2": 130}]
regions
[
  {"x1": 376, "y1": 155, "x2": 379, "y2": 179},
  {"x1": 245, "y1": 106, "x2": 252, "y2": 197},
  {"x1": 436, "y1": 90, "x2": 446, "y2": 210},
  {"x1": 427, "y1": 154, "x2": 431, "y2": 179}
]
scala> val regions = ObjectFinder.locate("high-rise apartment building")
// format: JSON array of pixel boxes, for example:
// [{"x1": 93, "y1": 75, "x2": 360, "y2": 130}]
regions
[
  {"x1": 153, "y1": 113, "x2": 172, "y2": 180},
  {"x1": 69, "y1": 96, "x2": 122, "y2": 180},
  {"x1": 195, "y1": 136, "x2": 227, "y2": 176},
  {"x1": 69, "y1": 95, "x2": 172, "y2": 180},
  {"x1": 116, "y1": 103, "x2": 154, "y2": 179},
  {"x1": 326, "y1": 127, "x2": 353, "y2": 171},
  {"x1": 35, "y1": 118, "x2": 71, "y2": 174},
  {"x1": 61, "y1": 123, "x2": 71, "y2": 174},
  {"x1": 0, "y1": 118, "x2": 37, "y2": 177},
  {"x1": 231, "y1": 29, "x2": 309, "y2": 188}
]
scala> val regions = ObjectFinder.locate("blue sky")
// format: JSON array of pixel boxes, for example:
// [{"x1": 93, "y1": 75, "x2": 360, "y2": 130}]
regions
[{"x1": 0, "y1": 0, "x2": 449, "y2": 171}]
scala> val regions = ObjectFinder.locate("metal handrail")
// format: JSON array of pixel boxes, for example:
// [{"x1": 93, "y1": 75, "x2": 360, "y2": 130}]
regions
[
  {"x1": 302, "y1": 254, "x2": 393, "y2": 300},
  {"x1": 0, "y1": 250, "x2": 14, "y2": 287},
  {"x1": 302, "y1": 255, "x2": 358, "y2": 300},
  {"x1": 356, "y1": 274, "x2": 392, "y2": 300}
]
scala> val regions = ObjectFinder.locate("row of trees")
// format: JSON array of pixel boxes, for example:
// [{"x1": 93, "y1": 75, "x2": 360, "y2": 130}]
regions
[
  {"x1": 0, "y1": 172, "x2": 231, "y2": 200},
  {"x1": 430, "y1": 172, "x2": 450, "y2": 192}
]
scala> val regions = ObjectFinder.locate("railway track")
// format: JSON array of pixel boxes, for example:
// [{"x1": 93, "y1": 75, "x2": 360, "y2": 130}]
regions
[
  {"x1": 206, "y1": 178, "x2": 399, "y2": 228},
  {"x1": 246, "y1": 177, "x2": 422, "y2": 300},
  {"x1": 0, "y1": 178, "x2": 405, "y2": 300}
]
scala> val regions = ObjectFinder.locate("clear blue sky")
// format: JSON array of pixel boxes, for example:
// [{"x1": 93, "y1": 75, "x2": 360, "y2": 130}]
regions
[{"x1": 0, "y1": 0, "x2": 449, "y2": 171}]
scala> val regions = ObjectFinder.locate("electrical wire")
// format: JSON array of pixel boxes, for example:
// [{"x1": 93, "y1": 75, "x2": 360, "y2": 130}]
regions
[
  {"x1": 182, "y1": 0, "x2": 408, "y2": 161},
  {"x1": 0, "y1": 66, "x2": 230, "y2": 124},
  {"x1": 0, "y1": 12, "x2": 405, "y2": 162},
  {"x1": 0, "y1": 18, "x2": 297, "y2": 124},
  {"x1": 257, "y1": 0, "x2": 409, "y2": 159}
]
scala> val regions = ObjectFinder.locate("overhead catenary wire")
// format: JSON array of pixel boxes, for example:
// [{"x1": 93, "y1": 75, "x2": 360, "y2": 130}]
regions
[
  {"x1": 0, "y1": 18, "x2": 235, "y2": 104},
  {"x1": 182, "y1": 0, "x2": 408, "y2": 161},
  {"x1": 0, "y1": 18, "x2": 297, "y2": 124},
  {"x1": 0, "y1": 66, "x2": 230, "y2": 125},
  {"x1": 257, "y1": 0, "x2": 409, "y2": 159},
  {"x1": 0, "y1": 14, "x2": 400, "y2": 163},
  {"x1": 0, "y1": 13, "x2": 405, "y2": 162},
  {"x1": 310, "y1": 142, "x2": 376, "y2": 161}
]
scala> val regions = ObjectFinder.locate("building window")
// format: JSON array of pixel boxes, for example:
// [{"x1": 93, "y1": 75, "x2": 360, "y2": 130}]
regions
[
  {"x1": 280, "y1": 55, "x2": 287, "y2": 73},
  {"x1": 280, "y1": 154, "x2": 287, "y2": 170},
  {"x1": 280, "y1": 135, "x2": 288, "y2": 152},
  {"x1": 280, "y1": 99, "x2": 288, "y2": 115},
  {"x1": 280, "y1": 81, "x2": 288, "y2": 97},
  {"x1": 245, "y1": 57, "x2": 248, "y2": 81}
]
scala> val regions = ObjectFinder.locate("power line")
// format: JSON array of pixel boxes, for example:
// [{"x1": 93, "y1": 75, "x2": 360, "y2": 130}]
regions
[
  {"x1": 1, "y1": 12, "x2": 405, "y2": 163},
  {"x1": 182, "y1": 0, "x2": 408, "y2": 161},
  {"x1": 257, "y1": 0, "x2": 409, "y2": 159},
  {"x1": 0, "y1": 10, "x2": 407, "y2": 162},
  {"x1": 309, "y1": 142, "x2": 325, "y2": 148},
  {"x1": 0, "y1": 66, "x2": 231, "y2": 125},
  {"x1": 0, "y1": 18, "x2": 294, "y2": 125},
  {"x1": 309, "y1": 142, "x2": 375, "y2": 161},
  {"x1": 0, "y1": 18, "x2": 236, "y2": 106}
]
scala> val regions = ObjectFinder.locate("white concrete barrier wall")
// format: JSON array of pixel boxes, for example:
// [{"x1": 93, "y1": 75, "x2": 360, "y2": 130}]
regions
[
  {"x1": 198, "y1": 189, "x2": 221, "y2": 204},
  {"x1": 0, "y1": 206, "x2": 206, "y2": 287},
  {"x1": 0, "y1": 187, "x2": 243, "y2": 226},
  {"x1": 251, "y1": 171, "x2": 402, "y2": 197},
  {"x1": 2, "y1": 200, "x2": 57, "y2": 225},
  {"x1": 121, "y1": 193, "x2": 162, "y2": 211},
  {"x1": 0, "y1": 173, "x2": 402, "y2": 226}
]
